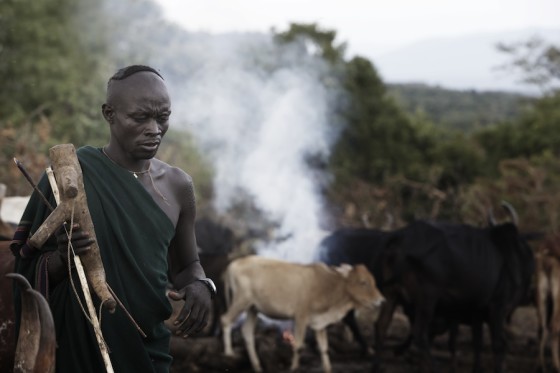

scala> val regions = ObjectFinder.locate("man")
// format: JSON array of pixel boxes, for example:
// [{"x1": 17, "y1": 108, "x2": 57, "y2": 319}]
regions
[{"x1": 11, "y1": 65, "x2": 214, "y2": 372}]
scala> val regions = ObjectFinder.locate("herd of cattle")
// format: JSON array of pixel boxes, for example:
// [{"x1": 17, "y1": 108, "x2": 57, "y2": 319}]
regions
[{"x1": 2, "y1": 195, "x2": 560, "y2": 372}]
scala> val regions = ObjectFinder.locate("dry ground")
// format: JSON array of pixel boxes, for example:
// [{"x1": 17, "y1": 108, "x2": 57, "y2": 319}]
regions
[{"x1": 169, "y1": 305, "x2": 545, "y2": 373}]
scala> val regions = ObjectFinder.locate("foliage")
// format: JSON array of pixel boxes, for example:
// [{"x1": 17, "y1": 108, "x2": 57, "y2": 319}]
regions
[
  {"x1": 274, "y1": 23, "x2": 507, "y2": 227},
  {"x1": 497, "y1": 36, "x2": 560, "y2": 94},
  {"x1": 387, "y1": 83, "x2": 533, "y2": 132},
  {"x1": 0, "y1": 0, "x2": 109, "y2": 149},
  {"x1": 2, "y1": 0, "x2": 560, "y2": 237},
  {"x1": 333, "y1": 57, "x2": 426, "y2": 183},
  {"x1": 0, "y1": 118, "x2": 51, "y2": 196},
  {"x1": 0, "y1": 0, "x2": 212, "y2": 201},
  {"x1": 0, "y1": 0, "x2": 110, "y2": 195},
  {"x1": 274, "y1": 23, "x2": 348, "y2": 64},
  {"x1": 457, "y1": 155, "x2": 560, "y2": 234},
  {"x1": 474, "y1": 92, "x2": 560, "y2": 166}
]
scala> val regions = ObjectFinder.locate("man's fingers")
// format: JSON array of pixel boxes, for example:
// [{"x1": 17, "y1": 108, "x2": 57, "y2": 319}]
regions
[
  {"x1": 170, "y1": 282, "x2": 213, "y2": 338},
  {"x1": 173, "y1": 302, "x2": 191, "y2": 329},
  {"x1": 72, "y1": 237, "x2": 95, "y2": 250},
  {"x1": 191, "y1": 309, "x2": 209, "y2": 334},
  {"x1": 168, "y1": 290, "x2": 185, "y2": 302},
  {"x1": 174, "y1": 302, "x2": 209, "y2": 338},
  {"x1": 179, "y1": 307, "x2": 203, "y2": 338},
  {"x1": 58, "y1": 223, "x2": 80, "y2": 235}
]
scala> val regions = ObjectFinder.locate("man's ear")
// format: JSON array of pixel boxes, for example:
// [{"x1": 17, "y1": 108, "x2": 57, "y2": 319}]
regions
[{"x1": 101, "y1": 103, "x2": 114, "y2": 124}]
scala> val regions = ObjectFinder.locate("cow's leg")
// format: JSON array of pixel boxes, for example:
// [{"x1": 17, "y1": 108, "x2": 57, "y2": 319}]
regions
[
  {"x1": 241, "y1": 307, "x2": 263, "y2": 372},
  {"x1": 372, "y1": 295, "x2": 398, "y2": 372},
  {"x1": 551, "y1": 266, "x2": 560, "y2": 373},
  {"x1": 314, "y1": 328, "x2": 332, "y2": 373},
  {"x1": 290, "y1": 318, "x2": 308, "y2": 371},
  {"x1": 487, "y1": 309, "x2": 507, "y2": 373},
  {"x1": 394, "y1": 300, "x2": 417, "y2": 356},
  {"x1": 536, "y1": 267, "x2": 550, "y2": 373},
  {"x1": 410, "y1": 292, "x2": 437, "y2": 373},
  {"x1": 471, "y1": 318, "x2": 483, "y2": 373},
  {"x1": 342, "y1": 310, "x2": 371, "y2": 355},
  {"x1": 221, "y1": 296, "x2": 251, "y2": 356},
  {"x1": 448, "y1": 321, "x2": 458, "y2": 373},
  {"x1": 207, "y1": 299, "x2": 220, "y2": 337},
  {"x1": 221, "y1": 315, "x2": 234, "y2": 356}
]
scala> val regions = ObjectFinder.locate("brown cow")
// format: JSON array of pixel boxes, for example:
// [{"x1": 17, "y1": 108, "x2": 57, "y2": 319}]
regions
[
  {"x1": 0, "y1": 241, "x2": 16, "y2": 371},
  {"x1": 8, "y1": 273, "x2": 56, "y2": 373},
  {"x1": 1, "y1": 243, "x2": 56, "y2": 372},
  {"x1": 536, "y1": 233, "x2": 560, "y2": 372},
  {"x1": 220, "y1": 255, "x2": 385, "y2": 373},
  {"x1": 0, "y1": 186, "x2": 17, "y2": 370}
]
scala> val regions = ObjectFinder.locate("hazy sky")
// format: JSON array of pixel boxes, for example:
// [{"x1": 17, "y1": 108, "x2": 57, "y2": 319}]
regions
[{"x1": 154, "y1": 0, "x2": 559, "y2": 57}]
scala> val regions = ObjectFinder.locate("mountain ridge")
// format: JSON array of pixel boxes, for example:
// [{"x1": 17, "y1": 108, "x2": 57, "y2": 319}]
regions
[{"x1": 371, "y1": 28, "x2": 560, "y2": 94}]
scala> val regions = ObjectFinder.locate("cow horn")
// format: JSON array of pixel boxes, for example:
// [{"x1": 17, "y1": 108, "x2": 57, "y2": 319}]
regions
[
  {"x1": 361, "y1": 213, "x2": 372, "y2": 228},
  {"x1": 487, "y1": 207, "x2": 497, "y2": 226},
  {"x1": 383, "y1": 212, "x2": 395, "y2": 230},
  {"x1": 6, "y1": 273, "x2": 56, "y2": 373},
  {"x1": 501, "y1": 200, "x2": 519, "y2": 226}
]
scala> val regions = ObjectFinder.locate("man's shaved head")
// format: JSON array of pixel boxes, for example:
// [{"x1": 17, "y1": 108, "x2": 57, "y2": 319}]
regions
[
  {"x1": 108, "y1": 65, "x2": 163, "y2": 84},
  {"x1": 105, "y1": 65, "x2": 168, "y2": 106},
  {"x1": 101, "y1": 64, "x2": 171, "y2": 162}
]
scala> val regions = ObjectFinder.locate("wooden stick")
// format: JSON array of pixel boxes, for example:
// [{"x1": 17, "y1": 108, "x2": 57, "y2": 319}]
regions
[
  {"x1": 46, "y1": 167, "x2": 114, "y2": 373},
  {"x1": 31, "y1": 145, "x2": 116, "y2": 313}
]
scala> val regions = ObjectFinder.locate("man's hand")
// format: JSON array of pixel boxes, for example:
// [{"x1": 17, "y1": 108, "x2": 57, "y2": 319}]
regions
[
  {"x1": 55, "y1": 223, "x2": 94, "y2": 262},
  {"x1": 46, "y1": 223, "x2": 95, "y2": 286},
  {"x1": 168, "y1": 281, "x2": 212, "y2": 338}
]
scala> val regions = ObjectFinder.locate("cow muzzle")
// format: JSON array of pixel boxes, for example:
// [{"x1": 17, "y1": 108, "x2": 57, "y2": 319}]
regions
[{"x1": 362, "y1": 293, "x2": 385, "y2": 310}]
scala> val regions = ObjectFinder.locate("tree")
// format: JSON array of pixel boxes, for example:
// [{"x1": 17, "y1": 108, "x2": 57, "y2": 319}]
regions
[
  {"x1": 497, "y1": 37, "x2": 560, "y2": 94},
  {"x1": 274, "y1": 23, "x2": 348, "y2": 64},
  {"x1": 332, "y1": 56, "x2": 424, "y2": 183},
  {"x1": 0, "y1": 0, "x2": 113, "y2": 194},
  {"x1": 0, "y1": 0, "x2": 109, "y2": 147}
]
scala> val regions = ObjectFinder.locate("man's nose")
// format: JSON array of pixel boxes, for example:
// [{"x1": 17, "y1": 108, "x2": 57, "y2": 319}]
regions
[{"x1": 145, "y1": 118, "x2": 161, "y2": 136}]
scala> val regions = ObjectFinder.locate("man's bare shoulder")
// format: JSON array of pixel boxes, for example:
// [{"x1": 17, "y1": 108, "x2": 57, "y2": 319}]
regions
[
  {"x1": 147, "y1": 158, "x2": 194, "y2": 225},
  {"x1": 151, "y1": 158, "x2": 194, "y2": 188}
]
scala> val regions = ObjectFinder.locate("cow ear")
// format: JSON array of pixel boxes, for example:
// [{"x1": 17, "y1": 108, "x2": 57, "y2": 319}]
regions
[{"x1": 335, "y1": 263, "x2": 353, "y2": 277}]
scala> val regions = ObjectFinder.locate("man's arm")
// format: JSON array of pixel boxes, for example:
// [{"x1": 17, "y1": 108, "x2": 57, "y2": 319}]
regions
[{"x1": 167, "y1": 174, "x2": 212, "y2": 337}]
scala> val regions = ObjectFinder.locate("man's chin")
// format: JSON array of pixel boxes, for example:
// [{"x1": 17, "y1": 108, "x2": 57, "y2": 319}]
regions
[{"x1": 136, "y1": 147, "x2": 159, "y2": 159}]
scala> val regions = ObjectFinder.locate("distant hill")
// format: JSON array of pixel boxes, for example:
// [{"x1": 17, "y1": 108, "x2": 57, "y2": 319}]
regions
[
  {"x1": 386, "y1": 83, "x2": 533, "y2": 132},
  {"x1": 373, "y1": 28, "x2": 560, "y2": 94}
]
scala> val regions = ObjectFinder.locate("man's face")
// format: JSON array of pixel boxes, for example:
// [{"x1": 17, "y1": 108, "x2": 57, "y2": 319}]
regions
[{"x1": 105, "y1": 72, "x2": 171, "y2": 160}]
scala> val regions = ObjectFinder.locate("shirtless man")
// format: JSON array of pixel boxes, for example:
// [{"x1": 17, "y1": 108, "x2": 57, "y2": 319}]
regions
[{"x1": 12, "y1": 65, "x2": 214, "y2": 373}]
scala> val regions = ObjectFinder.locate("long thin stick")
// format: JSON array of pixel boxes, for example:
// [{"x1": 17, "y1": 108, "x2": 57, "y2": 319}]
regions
[
  {"x1": 14, "y1": 158, "x2": 55, "y2": 211},
  {"x1": 46, "y1": 167, "x2": 114, "y2": 373}
]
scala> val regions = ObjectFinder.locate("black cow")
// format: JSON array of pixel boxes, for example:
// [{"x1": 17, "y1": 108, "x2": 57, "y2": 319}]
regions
[
  {"x1": 194, "y1": 217, "x2": 235, "y2": 336},
  {"x1": 381, "y1": 207, "x2": 535, "y2": 373},
  {"x1": 317, "y1": 228, "x2": 391, "y2": 267},
  {"x1": 315, "y1": 227, "x2": 453, "y2": 364},
  {"x1": 315, "y1": 228, "x2": 393, "y2": 355}
]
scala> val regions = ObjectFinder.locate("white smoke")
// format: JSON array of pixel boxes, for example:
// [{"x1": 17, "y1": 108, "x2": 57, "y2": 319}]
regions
[{"x1": 163, "y1": 33, "x2": 341, "y2": 263}]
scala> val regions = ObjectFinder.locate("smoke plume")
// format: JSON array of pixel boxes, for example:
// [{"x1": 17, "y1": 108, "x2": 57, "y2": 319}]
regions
[{"x1": 162, "y1": 33, "x2": 343, "y2": 262}]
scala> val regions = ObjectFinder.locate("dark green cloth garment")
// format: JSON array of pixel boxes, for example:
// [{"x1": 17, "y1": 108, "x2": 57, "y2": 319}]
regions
[{"x1": 12, "y1": 146, "x2": 176, "y2": 373}]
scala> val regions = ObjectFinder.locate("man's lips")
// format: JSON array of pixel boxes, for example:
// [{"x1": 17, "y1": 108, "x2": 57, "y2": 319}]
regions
[
  {"x1": 139, "y1": 142, "x2": 160, "y2": 151},
  {"x1": 139, "y1": 140, "x2": 160, "y2": 146}
]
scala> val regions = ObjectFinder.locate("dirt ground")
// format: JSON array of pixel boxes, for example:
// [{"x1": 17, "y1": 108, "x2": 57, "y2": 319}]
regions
[{"x1": 169, "y1": 305, "x2": 545, "y2": 373}]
